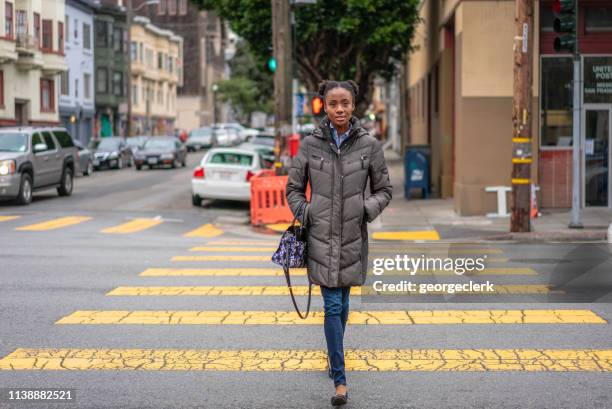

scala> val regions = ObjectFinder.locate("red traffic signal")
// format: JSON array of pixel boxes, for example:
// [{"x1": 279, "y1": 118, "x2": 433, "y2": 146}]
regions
[{"x1": 311, "y1": 96, "x2": 324, "y2": 115}]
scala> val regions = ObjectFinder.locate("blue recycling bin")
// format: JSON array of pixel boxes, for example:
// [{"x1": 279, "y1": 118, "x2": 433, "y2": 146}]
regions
[{"x1": 404, "y1": 146, "x2": 430, "y2": 199}]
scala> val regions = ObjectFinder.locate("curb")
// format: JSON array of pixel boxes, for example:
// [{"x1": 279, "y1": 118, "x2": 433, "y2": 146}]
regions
[{"x1": 482, "y1": 230, "x2": 607, "y2": 243}]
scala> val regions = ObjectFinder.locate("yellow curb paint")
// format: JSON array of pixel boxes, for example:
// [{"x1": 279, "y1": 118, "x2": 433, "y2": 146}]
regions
[
  {"x1": 105, "y1": 284, "x2": 555, "y2": 296},
  {"x1": 208, "y1": 240, "x2": 278, "y2": 246},
  {"x1": 15, "y1": 216, "x2": 92, "y2": 231},
  {"x1": 55, "y1": 310, "x2": 606, "y2": 325},
  {"x1": 512, "y1": 138, "x2": 531, "y2": 143},
  {"x1": 265, "y1": 223, "x2": 292, "y2": 232},
  {"x1": 139, "y1": 267, "x2": 535, "y2": 277},
  {"x1": 512, "y1": 158, "x2": 533, "y2": 164},
  {"x1": 512, "y1": 178, "x2": 530, "y2": 185},
  {"x1": 171, "y1": 255, "x2": 509, "y2": 263},
  {"x1": 372, "y1": 231, "x2": 441, "y2": 241},
  {"x1": 189, "y1": 246, "x2": 276, "y2": 252},
  {"x1": 140, "y1": 268, "x2": 307, "y2": 276},
  {"x1": 184, "y1": 224, "x2": 224, "y2": 238},
  {"x1": 0, "y1": 215, "x2": 21, "y2": 222},
  {"x1": 2, "y1": 348, "x2": 611, "y2": 371},
  {"x1": 101, "y1": 218, "x2": 163, "y2": 234}
]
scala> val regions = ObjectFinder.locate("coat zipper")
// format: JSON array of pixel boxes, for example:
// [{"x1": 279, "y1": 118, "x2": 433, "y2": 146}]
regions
[{"x1": 329, "y1": 142, "x2": 335, "y2": 279}]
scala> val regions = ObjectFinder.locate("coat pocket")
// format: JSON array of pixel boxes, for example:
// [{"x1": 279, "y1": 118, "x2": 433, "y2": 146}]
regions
[
  {"x1": 360, "y1": 153, "x2": 370, "y2": 170},
  {"x1": 311, "y1": 154, "x2": 325, "y2": 170}
]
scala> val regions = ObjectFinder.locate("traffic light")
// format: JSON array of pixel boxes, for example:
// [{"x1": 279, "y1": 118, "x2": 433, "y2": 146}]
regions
[
  {"x1": 311, "y1": 96, "x2": 324, "y2": 116},
  {"x1": 267, "y1": 57, "x2": 276, "y2": 73},
  {"x1": 552, "y1": 0, "x2": 577, "y2": 53}
]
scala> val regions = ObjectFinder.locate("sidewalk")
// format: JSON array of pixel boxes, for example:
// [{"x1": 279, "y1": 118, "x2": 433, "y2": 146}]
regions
[{"x1": 378, "y1": 149, "x2": 612, "y2": 242}]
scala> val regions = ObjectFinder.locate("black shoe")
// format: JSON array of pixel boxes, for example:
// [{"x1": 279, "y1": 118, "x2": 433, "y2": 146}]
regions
[{"x1": 331, "y1": 391, "x2": 348, "y2": 406}]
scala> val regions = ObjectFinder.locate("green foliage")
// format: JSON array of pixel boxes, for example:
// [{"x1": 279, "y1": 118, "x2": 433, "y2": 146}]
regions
[{"x1": 198, "y1": 0, "x2": 419, "y2": 115}]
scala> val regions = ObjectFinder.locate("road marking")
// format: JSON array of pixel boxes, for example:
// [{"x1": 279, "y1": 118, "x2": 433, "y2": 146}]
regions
[
  {"x1": 139, "y1": 267, "x2": 535, "y2": 276},
  {"x1": 370, "y1": 248, "x2": 504, "y2": 254},
  {"x1": 101, "y1": 218, "x2": 163, "y2": 234},
  {"x1": 171, "y1": 255, "x2": 509, "y2": 263},
  {"x1": 105, "y1": 285, "x2": 556, "y2": 296},
  {"x1": 190, "y1": 246, "x2": 277, "y2": 252},
  {"x1": 372, "y1": 231, "x2": 441, "y2": 241},
  {"x1": 2, "y1": 348, "x2": 611, "y2": 371},
  {"x1": 209, "y1": 240, "x2": 279, "y2": 246},
  {"x1": 55, "y1": 310, "x2": 606, "y2": 325},
  {"x1": 0, "y1": 215, "x2": 21, "y2": 222},
  {"x1": 15, "y1": 216, "x2": 92, "y2": 231},
  {"x1": 183, "y1": 224, "x2": 224, "y2": 238}
]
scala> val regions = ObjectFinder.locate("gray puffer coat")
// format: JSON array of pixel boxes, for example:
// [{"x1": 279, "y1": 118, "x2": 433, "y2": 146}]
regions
[{"x1": 286, "y1": 116, "x2": 392, "y2": 288}]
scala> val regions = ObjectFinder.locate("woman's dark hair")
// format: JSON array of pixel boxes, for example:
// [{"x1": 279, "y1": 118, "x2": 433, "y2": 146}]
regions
[{"x1": 317, "y1": 80, "x2": 359, "y2": 103}]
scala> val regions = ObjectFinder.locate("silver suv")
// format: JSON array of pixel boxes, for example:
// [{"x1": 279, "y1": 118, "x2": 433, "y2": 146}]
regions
[{"x1": 0, "y1": 127, "x2": 78, "y2": 205}]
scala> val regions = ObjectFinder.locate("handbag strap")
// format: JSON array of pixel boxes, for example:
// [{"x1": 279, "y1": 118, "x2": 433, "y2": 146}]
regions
[{"x1": 283, "y1": 202, "x2": 312, "y2": 319}]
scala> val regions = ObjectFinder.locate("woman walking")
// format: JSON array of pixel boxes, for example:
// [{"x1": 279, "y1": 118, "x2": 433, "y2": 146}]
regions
[{"x1": 286, "y1": 80, "x2": 393, "y2": 406}]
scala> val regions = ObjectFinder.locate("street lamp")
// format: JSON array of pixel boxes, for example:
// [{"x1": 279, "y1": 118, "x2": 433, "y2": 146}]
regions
[
  {"x1": 212, "y1": 83, "x2": 219, "y2": 124},
  {"x1": 126, "y1": 0, "x2": 160, "y2": 137}
]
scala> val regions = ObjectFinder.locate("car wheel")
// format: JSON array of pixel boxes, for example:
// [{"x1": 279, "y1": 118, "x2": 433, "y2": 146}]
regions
[
  {"x1": 117, "y1": 157, "x2": 124, "y2": 169},
  {"x1": 85, "y1": 161, "x2": 94, "y2": 176},
  {"x1": 16, "y1": 173, "x2": 33, "y2": 205},
  {"x1": 136, "y1": 165, "x2": 142, "y2": 171},
  {"x1": 57, "y1": 167, "x2": 73, "y2": 197},
  {"x1": 192, "y1": 194, "x2": 202, "y2": 207}
]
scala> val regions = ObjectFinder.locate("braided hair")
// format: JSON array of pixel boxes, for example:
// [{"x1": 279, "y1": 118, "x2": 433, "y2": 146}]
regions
[{"x1": 317, "y1": 80, "x2": 359, "y2": 104}]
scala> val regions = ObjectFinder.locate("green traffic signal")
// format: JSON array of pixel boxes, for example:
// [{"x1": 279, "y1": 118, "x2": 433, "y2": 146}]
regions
[{"x1": 267, "y1": 57, "x2": 277, "y2": 72}]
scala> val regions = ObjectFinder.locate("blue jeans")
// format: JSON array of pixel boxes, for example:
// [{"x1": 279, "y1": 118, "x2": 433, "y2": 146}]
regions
[{"x1": 320, "y1": 285, "x2": 351, "y2": 387}]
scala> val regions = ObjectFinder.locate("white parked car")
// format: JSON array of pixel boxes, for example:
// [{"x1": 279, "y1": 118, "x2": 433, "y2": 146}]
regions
[
  {"x1": 192, "y1": 148, "x2": 264, "y2": 204},
  {"x1": 212, "y1": 129, "x2": 234, "y2": 147}
]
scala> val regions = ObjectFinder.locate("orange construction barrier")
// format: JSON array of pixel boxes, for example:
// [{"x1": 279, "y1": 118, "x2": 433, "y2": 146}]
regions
[{"x1": 250, "y1": 170, "x2": 311, "y2": 226}]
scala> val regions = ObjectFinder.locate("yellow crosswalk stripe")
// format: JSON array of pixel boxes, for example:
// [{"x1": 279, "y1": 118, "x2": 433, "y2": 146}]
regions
[
  {"x1": 171, "y1": 255, "x2": 510, "y2": 263},
  {"x1": 0, "y1": 215, "x2": 20, "y2": 222},
  {"x1": 55, "y1": 310, "x2": 606, "y2": 325},
  {"x1": 183, "y1": 224, "x2": 224, "y2": 238},
  {"x1": 190, "y1": 246, "x2": 276, "y2": 252},
  {"x1": 139, "y1": 267, "x2": 535, "y2": 276},
  {"x1": 2, "y1": 348, "x2": 611, "y2": 371},
  {"x1": 208, "y1": 240, "x2": 278, "y2": 246},
  {"x1": 105, "y1": 284, "x2": 555, "y2": 296},
  {"x1": 15, "y1": 216, "x2": 92, "y2": 231},
  {"x1": 372, "y1": 231, "x2": 441, "y2": 241},
  {"x1": 188, "y1": 246, "x2": 504, "y2": 255},
  {"x1": 101, "y1": 218, "x2": 163, "y2": 234}
]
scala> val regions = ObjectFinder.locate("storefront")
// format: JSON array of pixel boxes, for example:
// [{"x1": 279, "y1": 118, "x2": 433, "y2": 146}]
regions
[{"x1": 539, "y1": 2, "x2": 612, "y2": 208}]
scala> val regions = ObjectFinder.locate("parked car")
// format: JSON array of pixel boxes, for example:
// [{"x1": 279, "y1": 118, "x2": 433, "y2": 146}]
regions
[
  {"x1": 0, "y1": 127, "x2": 78, "y2": 205},
  {"x1": 212, "y1": 128, "x2": 235, "y2": 147},
  {"x1": 238, "y1": 142, "x2": 274, "y2": 168},
  {"x1": 186, "y1": 127, "x2": 215, "y2": 151},
  {"x1": 74, "y1": 140, "x2": 94, "y2": 176},
  {"x1": 250, "y1": 132, "x2": 276, "y2": 147},
  {"x1": 126, "y1": 136, "x2": 150, "y2": 153},
  {"x1": 93, "y1": 137, "x2": 133, "y2": 170},
  {"x1": 191, "y1": 147, "x2": 264, "y2": 205},
  {"x1": 133, "y1": 137, "x2": 187, "y2": 170},
  {"x1": 212, "y1": 122, "x2": 258, "y2": 144}
]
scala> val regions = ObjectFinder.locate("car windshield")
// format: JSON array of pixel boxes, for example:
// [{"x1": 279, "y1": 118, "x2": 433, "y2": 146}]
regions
[
  {"x1": 190, "y1": 128, "x2": 212, "y2": 137},
  {"x1": 97, "y1": 139, "x2": 121, "y2": 150},
  {"x1": 144, "y1": 139, "x2": 175, "y2": 150},
  {"x1": 127, "y1": 138, "x2": 146, "y2": 146},
  {"x1": 252, "y1": 136, "x2": 275, "y2": 147},
  {"x1": 207, "y1": 152, "x2": 253, "y2": 166},
  {"x1": 0, "y1": 133, "x2": 28, "y2": 152}
]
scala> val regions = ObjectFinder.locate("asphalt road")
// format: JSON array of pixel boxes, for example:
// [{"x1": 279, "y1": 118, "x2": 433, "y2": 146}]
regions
[{"x1": 1, "y1": 150, "x2": 611, "y2": 409}]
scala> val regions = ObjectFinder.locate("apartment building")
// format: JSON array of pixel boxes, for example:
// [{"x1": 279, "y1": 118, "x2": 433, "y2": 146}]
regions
[{"x1": 0, "y1": 0, "x2": 67, "y2": 126}]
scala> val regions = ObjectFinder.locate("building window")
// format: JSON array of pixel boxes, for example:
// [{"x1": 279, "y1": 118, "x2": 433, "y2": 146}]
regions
[
  {"x1": 16, "y1": 10, "x2": 26, "y2": 37},
  {"x1": 42, "y1": 19, "x2": 53, "y2": 51},
  {"x1": 145, "y1": 48, "x2": 153, "y2": 67},
  {"x1": 139, "y1": 42, "x2": 143, "y2": 62},
  {"x1": 40, "y1": 79, "x2": 55, "y2": 112},
  {"x1": 97, "y1": 67, "x2": 108, "y2": 93},
  {"x1": 83, "y1": 23, "x2": 91, "y2": 49},
  {"x1": 75, "y1": 78, "x2": 79, "y2": 99},
  {"x1": 34, "y1": 13, "x2": 40, "y2": 46},
  {"x1": 540, "y1": 56, "x2": 573, "y2": 147},
  {"x1": 158, "y1": 52, "x2": 163, "y2": 69},
  {"x1": 60, "y1": 70, "x2": 69, "y2": 95},
  {"x1": 585, "y1": 6, "x2": 612, "y2": 33},
  {"x1": 113, "y1": 27, "x2": 122, "y2": 52},
  {"x1": 169, "y1": 56, "x2": 173, "y2": 73},
  {"x1": 178, "y1": 0, "x2": 187, "y2": 15},
  {"x1": 84, "y1": 73, "x2": 91, "y2": 99},
  {"x1": 206, "y1": 38, "x2": 213, "y2": 64},
  {"x1": 58, "y1": 21, "x2": 64, "y2": 54},
  {"x1": 131, "y1": 42, "x2": 137, "y2": 60},
  {"x1": 158, "y1": 0, "x2": 166, "y2": 15},
  {"x1": 74, "y1": 19, "x2": 78, "y2": 42},
  {"x1": 168, "y1": 0, "x2": 176, "y2": 15},
  {"x1": 113, "y1": 71, "x2": 123, "y2": 96},
  {"x1": 132, "y1": 84, "x2": 138, "y2": 105},
  {"x1": 0, "y1": 71, "x2": 4, "y2": 108},
  {"x1": 5, "y1": 3, "x2": 13, "y2": 39},
  {"x1": 95, "y1": 20, "x2": 107, "y2": 47},
  {"x1": 65, "y1": 15, "x2": 69, "y2": 43}
]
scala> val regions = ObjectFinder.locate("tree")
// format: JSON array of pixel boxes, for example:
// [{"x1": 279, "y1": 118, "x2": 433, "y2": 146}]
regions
[
  {"x1": 218, "y1": 39, "x2": 274, "y2": 123},
  {"x1": 198, "y1": 0, "x2": 420, "y2": 116}
]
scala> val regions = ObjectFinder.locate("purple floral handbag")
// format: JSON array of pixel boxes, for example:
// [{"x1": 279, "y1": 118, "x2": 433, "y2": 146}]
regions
[{"x1": 271, "y1": 203, "x2": 312, "y2": 319}]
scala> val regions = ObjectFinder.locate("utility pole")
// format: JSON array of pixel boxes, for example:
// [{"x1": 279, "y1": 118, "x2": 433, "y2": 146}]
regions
[
  {"x1": 272, "y1": 0, "x2": 292, "y2": 175},
  {"x1": 126, "y1": 0, "x2": 133, "y2": 137},
  {"x1": 510, "y1": 0, "x2": 534, "y2": 232}
]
